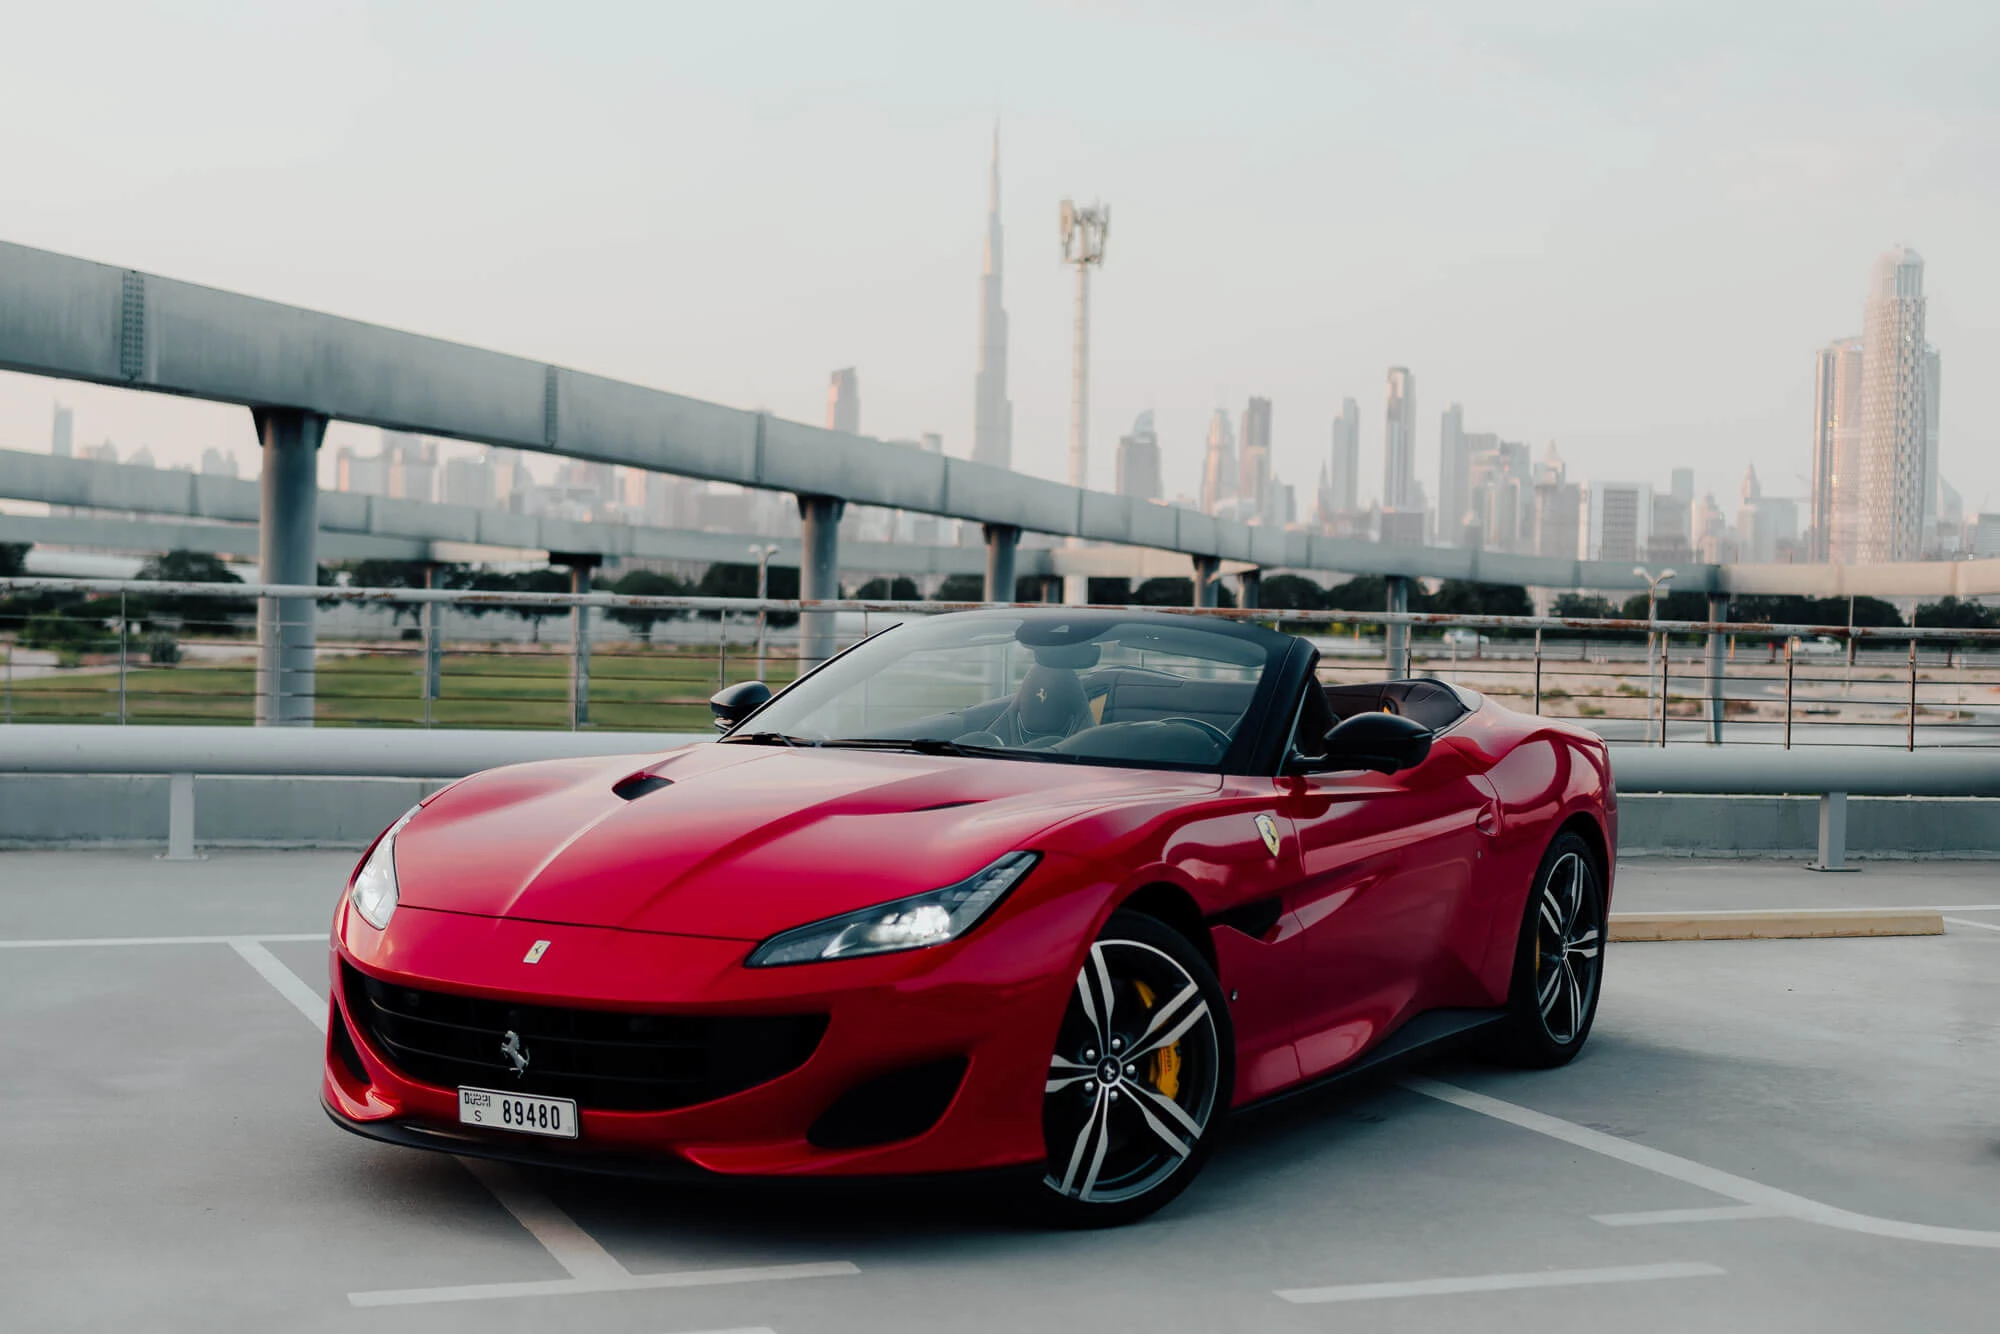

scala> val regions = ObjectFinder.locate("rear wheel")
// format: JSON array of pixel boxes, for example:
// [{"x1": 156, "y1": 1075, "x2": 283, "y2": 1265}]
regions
[
  {"x1": 1030, "y1": 911, "x2": 1233, "y2": 1227},
  {"x1": 1489, "y1": 831, "x2": 1605, "y2": 1068}
]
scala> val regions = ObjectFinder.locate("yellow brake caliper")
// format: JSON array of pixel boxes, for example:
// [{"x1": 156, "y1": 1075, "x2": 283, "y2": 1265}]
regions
[{"x1": 1132, "y1": 980, "x2": 1181, "y2": 1099}]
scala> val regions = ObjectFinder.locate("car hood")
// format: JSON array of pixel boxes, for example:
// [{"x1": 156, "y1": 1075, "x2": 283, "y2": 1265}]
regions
[{"x1": 390, "y1": 743, "x2": 1218, "y2": 941}]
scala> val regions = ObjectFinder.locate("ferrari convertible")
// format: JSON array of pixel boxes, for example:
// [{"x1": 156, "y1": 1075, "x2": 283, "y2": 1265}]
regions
[{"x1": 323, "y1": 608, "x2": 1614, "y2": 1224}]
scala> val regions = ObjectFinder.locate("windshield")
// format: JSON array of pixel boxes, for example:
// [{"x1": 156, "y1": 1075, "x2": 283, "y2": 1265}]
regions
[{"x1": 731, "y1": 612, "x2": 1289, "y2": 770}]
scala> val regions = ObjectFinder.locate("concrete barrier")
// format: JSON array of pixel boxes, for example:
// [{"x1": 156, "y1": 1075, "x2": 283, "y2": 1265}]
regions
[{"x1": 1616, "y1": 794, "x2": 2000, "y2": 859}]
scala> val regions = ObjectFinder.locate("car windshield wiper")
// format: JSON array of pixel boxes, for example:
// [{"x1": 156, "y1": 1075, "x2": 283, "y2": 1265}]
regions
[{"x1": 719, "y1": 731, "x2": 818, "y2": 748}]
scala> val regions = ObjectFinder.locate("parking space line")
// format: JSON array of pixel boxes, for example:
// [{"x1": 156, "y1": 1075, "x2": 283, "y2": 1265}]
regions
[
  {"x1": 1276, "y1": 1261, "x2": 1724, "y2": 1305},
  {"x1": 0, "y1": 932, "x2": 325, "y2": 949},
  {"x1": 228, "y1": 938, "x2": 329, "y2": 1032},
  {"x1": 347, "y1": 1262, "x2": 860, "y2": 1308},
  {"x1": 1406, "y1": 1077, "x2": 2000, "y2": 1249},
  {"x1": 1592, "y1": 1204, "x2": 1788, "y2": 1227},
  {"x1": 221, "y1": 937, "x2": 865, "y2": 1309},
  {"x1": 457, "y1": 1157, "x2": 626, "y2": 1282},
  {"x1": 1943, "y1": 917, "x2": 2000, "y2": 933}
]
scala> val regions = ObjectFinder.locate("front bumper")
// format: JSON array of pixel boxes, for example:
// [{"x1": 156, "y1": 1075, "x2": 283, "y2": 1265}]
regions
[{"x1": 322, "y1": 875, "x2": 1099, "y2": 1180}]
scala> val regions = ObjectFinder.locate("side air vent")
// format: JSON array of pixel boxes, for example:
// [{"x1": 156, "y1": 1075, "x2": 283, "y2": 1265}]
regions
[
  {"x1": 1208, "y1": 896, "x2": 1284, "y2": 941},
  {"x1": 613, "y1": 773, "x2": 673, "y2": 801}
]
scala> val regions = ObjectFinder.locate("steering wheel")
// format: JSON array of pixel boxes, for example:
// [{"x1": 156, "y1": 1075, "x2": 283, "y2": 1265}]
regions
[{"x1": 1159, "y1": 717, "x2": 1232, "y2": 747}]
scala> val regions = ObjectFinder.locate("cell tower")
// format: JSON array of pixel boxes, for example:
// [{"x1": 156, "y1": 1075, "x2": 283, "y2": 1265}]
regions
[{"x1": 1060, "y1": 200, "x2": 1109, "y2": 493}]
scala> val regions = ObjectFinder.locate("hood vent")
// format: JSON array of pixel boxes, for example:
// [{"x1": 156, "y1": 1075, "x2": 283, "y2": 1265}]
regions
[{"x1": 612, "y1": 772, "x2": 674, "y2": 801}]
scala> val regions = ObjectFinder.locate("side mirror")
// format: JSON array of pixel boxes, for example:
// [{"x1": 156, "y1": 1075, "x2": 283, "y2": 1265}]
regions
[
  {"x1": 1317, "y1": 711, "x2": 1433, "y2": 774},
  {"x1": 709, "y1": 680, "x2": 772, "y2": 731}
]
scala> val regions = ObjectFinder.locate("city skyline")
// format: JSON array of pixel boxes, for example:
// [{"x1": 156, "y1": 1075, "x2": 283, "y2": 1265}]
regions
[{"x1": 1, "y1": 5, "x2": 1995, "y2": 531}]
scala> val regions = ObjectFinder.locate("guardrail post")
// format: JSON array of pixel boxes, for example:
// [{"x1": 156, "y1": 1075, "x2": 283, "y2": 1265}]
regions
[
  {"x1": 1807, "y1": 791, "x2": 1855, "y2": 872},
  {"x1": 1705, "y1": 593, "x2": 1726, "y2": 745},
  {"x1": 1783, "y1": 640, "x2": 1794, "y2": 749},
  {"x1": 1385, "y1": 575, "x2": 1411, "y2": 679},
  {"x1": 251, "y1": 408, "x2": 327, "y2": 727},
  {"x1": 1907, "y1": 640, "x2": 1918, "y2": 751},
  {"x1": 162, "y1": 771, "x2": 201, "y2": 861},
  {"x1": 421, "y1": 564, "x2": 443, "y2": 722},
  {"x1": 982, "y1": 524, "x2": 1019, "y2": 604},
  {"x1": 551, "y1": 553, "x2": 601, "y2": 729},
  {"x1": 1532, "y1": 628, "x2": 1543, "y2": 715},
  {"x1": 117, "y1": 591, "x2": 128, "y2": 725},
  {"x1": 1658, "y1": 632, "x2": 1670, "y2": 746}
]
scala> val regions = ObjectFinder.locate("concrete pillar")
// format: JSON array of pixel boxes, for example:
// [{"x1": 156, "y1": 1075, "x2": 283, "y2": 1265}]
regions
[
  {"x1": 568, "y1": 562, "x2": 592, "y2": 728},
  {"x1": 982, "y1": 524, "x2": 1020, "y2": 604},
  {"x1": 797, "y1": 494, "x2": 844, "y2": 668},
  {"x1": 1706, "y1": 591, "x2": 1728, "y2": 745},
  {"x1": 252, "y1": 408, "x2": 327, "y2": 727},
  {"x1": 1385, "y1": 575, "x2": 1412, "y2": 679},
  {"x1": 1238, "y1": 568, "x2": 1263, "y2": 610},
  {"x1": 1191, "y1": 555, "x2": 1221, "y2": 608}
]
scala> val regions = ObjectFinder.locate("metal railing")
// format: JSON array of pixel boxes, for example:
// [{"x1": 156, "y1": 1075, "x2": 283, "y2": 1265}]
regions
[{"x1": 2, "y1": 576, "x2": 1997, "y2": 748}]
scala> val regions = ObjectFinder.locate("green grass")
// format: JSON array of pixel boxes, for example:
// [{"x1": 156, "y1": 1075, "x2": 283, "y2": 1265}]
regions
[{"x1": 0, "y1": 647, "x2": 801, "y2": 730}]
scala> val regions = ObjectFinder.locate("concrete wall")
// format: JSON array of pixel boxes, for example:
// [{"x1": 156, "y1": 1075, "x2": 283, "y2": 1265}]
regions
[
  {"x1": 3, "y1": 774, "x2": 1998, "y2": 858},
  {"x1": 1616, "y1": 794, "x2": 2000, "y2": 859}
]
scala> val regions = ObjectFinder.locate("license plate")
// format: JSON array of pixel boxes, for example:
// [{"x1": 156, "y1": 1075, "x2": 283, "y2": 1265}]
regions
[{"x1": 458, "y1": 1086, "x2": 578, "y2": 1140}]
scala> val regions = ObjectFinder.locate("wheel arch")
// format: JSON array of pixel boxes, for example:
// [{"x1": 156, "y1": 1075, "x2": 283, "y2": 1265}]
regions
[
  {"x1": 1556, "y1": 809, "x2": 1612, "y2": 900},
  {"x1": 1114, "y1": 882, "x2": 1218, "y2": 972}
]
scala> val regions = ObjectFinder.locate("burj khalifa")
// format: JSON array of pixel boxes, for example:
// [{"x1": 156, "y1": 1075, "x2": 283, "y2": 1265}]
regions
[{"x1": 972, "y1": 126, "x2": 1013, "y2": 471}]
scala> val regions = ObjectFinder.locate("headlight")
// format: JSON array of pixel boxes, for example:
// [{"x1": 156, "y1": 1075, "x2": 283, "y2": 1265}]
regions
[
  {"x1": 744, "y1": 852, "x2": 1039, "y2": 967},
  {"x1": 349, "y1": 806, "x2": 419, "y2": 930}
]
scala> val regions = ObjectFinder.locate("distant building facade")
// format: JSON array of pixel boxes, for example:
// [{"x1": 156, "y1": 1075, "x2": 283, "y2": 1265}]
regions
[
  {"x1": 1328, "y1": 397, "x2": 1359, "y2": 513},
  {"x1": 971, "y1": 129, "x2": 1013, "y2": 470},
  {"x1": 1115, "y1": 410, "x2": 1162, "y2": 502},
  {"x1": 51, "y1": 405, "x2": 73, "y2": 458},
  {"x1": 1238, "y1": 397, "x2": 1272, "y2": 520},
  {"x1": 1437, "y1": 403, "x2": 1468, "y2": 547},
  {"x1": 1857, "y1": 247, "x2": 1930, "y2": 562},
  {"x1": 1382, "y1": 367, "x2": 1417, "y2": 511},
  {"x1": 826, "y1": 368, "x2": 860, "y2": 436},
  {"x1": 1587, "y1": 481, "x2": 1652, "y2": 562},
  {"x1": 1810, "y1": 336, "x2": 1865, "y2": 561},
  {"x1": 1200, "y1": 409, "x2": 1235, "y2": 515}
]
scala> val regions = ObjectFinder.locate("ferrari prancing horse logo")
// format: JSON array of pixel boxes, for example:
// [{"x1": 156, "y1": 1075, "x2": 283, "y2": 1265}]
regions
[
  {"x1": 523, "y1": 940, "x2": 551, "y2": 964},
  {"x1": 1254, "y1": 813, "x2": 1281, "y2": 857}
]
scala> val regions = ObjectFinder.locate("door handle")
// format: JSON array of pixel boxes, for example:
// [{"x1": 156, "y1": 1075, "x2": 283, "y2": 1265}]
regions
[{"x1": 1475, "y1": 803, "x2": 1500, "y2": 836}]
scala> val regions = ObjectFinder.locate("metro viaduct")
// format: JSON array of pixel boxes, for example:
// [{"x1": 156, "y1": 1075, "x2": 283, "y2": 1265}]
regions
[{"x1": 4, "y1": 239, "x2": 1998, "y2": 725}]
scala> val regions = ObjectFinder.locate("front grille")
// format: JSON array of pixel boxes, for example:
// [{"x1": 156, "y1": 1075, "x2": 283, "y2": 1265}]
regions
[{"x1": 341, "y1": 961, "x2": 827, "y2": 1112}]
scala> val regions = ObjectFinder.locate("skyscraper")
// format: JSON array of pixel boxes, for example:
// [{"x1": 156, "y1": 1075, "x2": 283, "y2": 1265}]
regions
[
  {"x1": 1115, "y1": 410, "x2": 1162, "y2": 502},
  {"x1": 1858, "y1": 247, "x2": 1928, "y2": 562},
  {"x1": 1238, "y1": 397, "x2": 1272, "y2": 519},
  {"x1": 1201, "y1": 409, "x2": 1235, "y2": 515},
  {"x1": 1437, "y1": 403, "x2": 1467, "y2": 546},
  {"x1": 1923, "y1": 344, "x2": 1941, "y2": 538},
  {"x1": 51, "y1": 405, "x2": 73, "y2": 458},
  {"x1": 1382, "y1": 367, "x2": 1417, "y2": 511},
  {"x1": 1328, "y1": 398, "x2": 1359, "y2": 512},
  {"x1": 971, "y1": 127, "x2": 1012, "y2": 470},
  {"x1": 827, "y1": 368, "x2": 860, "y2": 435},
  {"x1": 1810, "y1": 336, "x2": 1865, "y2": 562},
  {"x1": 1588, "y1": 481, "x2": 1653, "y2": 562}
]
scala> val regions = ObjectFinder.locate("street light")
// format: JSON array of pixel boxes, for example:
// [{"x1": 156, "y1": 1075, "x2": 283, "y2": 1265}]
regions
[
  {"x1": 749, "y1": 544, "x2": 779, "y2": 682},
  {"x1": 1634, "y1": 566, "x2": 1676, "y2": 736}
]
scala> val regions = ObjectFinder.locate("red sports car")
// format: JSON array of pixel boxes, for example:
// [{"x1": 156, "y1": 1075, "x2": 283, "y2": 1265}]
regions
[{"x1": 324, "y1": 609, "x2": 1614, "y2": 1224}]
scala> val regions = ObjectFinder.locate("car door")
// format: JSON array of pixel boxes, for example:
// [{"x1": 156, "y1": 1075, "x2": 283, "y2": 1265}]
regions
[{"x1": 1274, "y1": 736, "x2": 1496, "y2": 1080}]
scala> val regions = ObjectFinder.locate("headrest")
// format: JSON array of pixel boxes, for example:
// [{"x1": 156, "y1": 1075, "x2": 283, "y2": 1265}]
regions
[{"x1": 1018, "y1": 664, "x2": 1088, "y2": 736}]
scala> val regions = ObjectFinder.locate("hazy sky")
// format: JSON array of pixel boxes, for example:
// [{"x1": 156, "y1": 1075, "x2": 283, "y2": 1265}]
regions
[{"x1": 3, "y1": 1, "x2": 1996, "y2": 516}]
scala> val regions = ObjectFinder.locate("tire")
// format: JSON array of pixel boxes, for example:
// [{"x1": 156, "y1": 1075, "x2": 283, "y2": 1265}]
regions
[
  {"x1": 1026, "y1": 910, "x2": 1235, "y2": 1227},
  {"x1": 1488, "y1": 830, "x2": 1606, "y2": 1069}
]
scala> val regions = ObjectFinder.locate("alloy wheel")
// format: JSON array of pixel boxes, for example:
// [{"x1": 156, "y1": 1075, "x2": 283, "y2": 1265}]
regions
[
  {"x1": 1042, "y1": 938, "x2": 1221, "y2": 1206},
  {"x1": 1533, "y1": 850, "x2": 1603, "y2": 1045}
]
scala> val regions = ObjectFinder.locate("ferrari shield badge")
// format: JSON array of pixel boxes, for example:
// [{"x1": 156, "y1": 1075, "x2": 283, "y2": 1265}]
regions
[
  {"x1": 1254, "y1": 813, "x2": 1281, "y2": 857},
  {"x1": 522, "y1": 940, "x2": 551, "y2": 964}
]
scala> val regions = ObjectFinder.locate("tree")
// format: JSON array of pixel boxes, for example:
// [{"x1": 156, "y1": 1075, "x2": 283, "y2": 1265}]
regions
[
  {"x1": 1552, "y1": 593, "x2": 1616, "y2": 619},
  {"x1": 0, "y1": 542, "x2": 28, "y2": 578},
  {"x1": 1731, "y1": 594, "x2": 1903, "y2": 630},
  {"x1": 318, "y1": 559, "x2": 466, "y2": 627},
  {"x1": 136, "y1": 548, "x2": 248, "y2": 634},
  {"x1": 1128, "y1": 578, "x2": 1234, "y2": 608},
  {"x1": 1321, "y1": 575, "x2": 1397, "y2": 613},
  {"x1": 697, "y1": 561, "x2": 798, "y2": 626},
  {"x1": 1086, "y1": 577, "x2": 1130, "y2": 605},
  {"x1": 854, "y1": 577, "x2": 920, "y2": 601},
  {"x1": 1429, "y1": 580, "x2": 1532, "y2": 622},
  {"x1": 605, "y1": 569, "x2": 690, "y2": 644},
  {"x1": 1257, "y1": 574, "x2": 1326, "y2": 611},
  {"x1": 1914, "y1": 596, "x2": 1999, "y2": 630},
  {"x1": 934, "y1": 574, "x2": 985, "y2": 603}
]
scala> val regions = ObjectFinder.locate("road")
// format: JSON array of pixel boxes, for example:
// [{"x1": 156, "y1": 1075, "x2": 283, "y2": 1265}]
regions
[{"x1": 2, "y1": 852, "x2": 1997, "y2": 1332}]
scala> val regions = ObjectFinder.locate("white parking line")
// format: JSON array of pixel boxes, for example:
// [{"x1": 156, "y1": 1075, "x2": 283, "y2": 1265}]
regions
[
  {"x1": 0, "y1": 932, "x2": 325, "y2": 948},
  {"x1": 349, "y1": 1262, "x2": 859, "y2": 1308},
  {"x1": 1406, "y1": 1078, "x2": 2000, "y2": 1249},
  {"x1": 1592, "y1": 1204, "x2": 1788, "y2": 1227},
  {"x1": 1943, "y1": 917, "x2": 2000, "y2": 933},
  {"x1": 1277, "y1": 1261, "x2": 1724, "y2": 1305},
  {"x1": 217, "y1": 936, "x2": 864, "y2": 1308}
]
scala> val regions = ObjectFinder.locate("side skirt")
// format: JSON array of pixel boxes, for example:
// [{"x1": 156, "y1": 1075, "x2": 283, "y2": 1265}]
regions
[{"x1": 1239, "y1": 1007, "x2": 1507, "y2": 1115}]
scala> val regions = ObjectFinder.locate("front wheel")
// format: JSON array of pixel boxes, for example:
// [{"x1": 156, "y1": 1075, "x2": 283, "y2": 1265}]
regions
[
  {"x1": 1030, "y1": 911, "x2": 1234, "y2": 1227},
  {"x1": 1489, "y1": 831, "x2": 1606, "y2": 1068}
]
